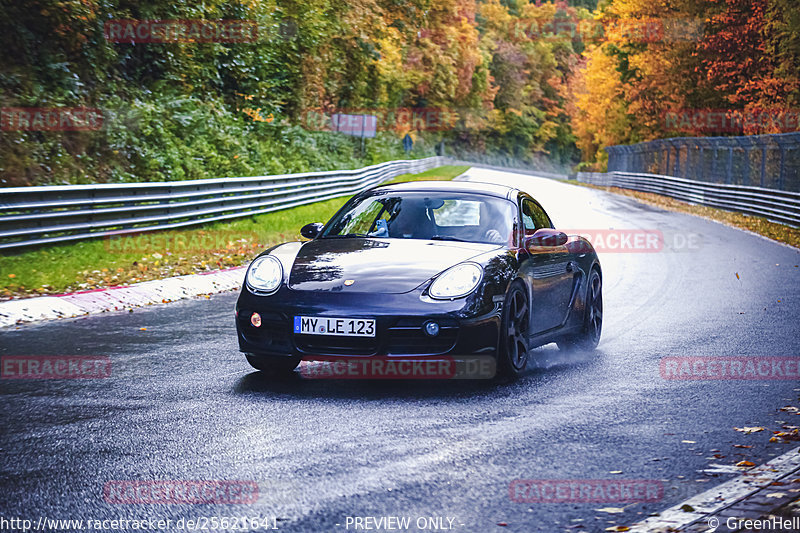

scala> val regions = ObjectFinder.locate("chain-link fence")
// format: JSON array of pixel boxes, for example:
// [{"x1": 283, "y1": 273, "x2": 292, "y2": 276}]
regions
[{"x1": 606, "y1": 133, "x2": 800, "y2": 192}]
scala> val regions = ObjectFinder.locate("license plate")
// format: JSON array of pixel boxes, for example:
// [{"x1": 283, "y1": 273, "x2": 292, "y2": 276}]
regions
[{"x1": 294, "y1": 316, "x2": 376, "y2": 337}]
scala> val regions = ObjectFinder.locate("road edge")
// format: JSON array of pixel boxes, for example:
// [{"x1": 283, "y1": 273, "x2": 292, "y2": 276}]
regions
[
  {"x1": 627, "y1": 446, "x2": 800, "y2": 532},
  {"x1": 0, "y1": 266, "x2": 245, "y2": 328}
]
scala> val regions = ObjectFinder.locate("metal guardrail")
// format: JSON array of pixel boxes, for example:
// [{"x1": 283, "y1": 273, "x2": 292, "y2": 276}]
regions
[
  {"x1": 447, "y1": 159, "x2": 568, "y2": 181},
  {"x1": 606, "y1": 133, "x2": 800, "y2": 192},
  {"x1": 577, "y1": 171, "x2": 800, "y2": 227},
  {"x1": 0, "y1": 157, "x2": 444, "y2": 251},
  {"x1": 447, "y1": 153, "x2": 570, "y2": 181}
]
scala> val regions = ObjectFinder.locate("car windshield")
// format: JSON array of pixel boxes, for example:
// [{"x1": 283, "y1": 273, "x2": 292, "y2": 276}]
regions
[{"x1": 321, "y1": 191, "x2": 515, "y2": 245}]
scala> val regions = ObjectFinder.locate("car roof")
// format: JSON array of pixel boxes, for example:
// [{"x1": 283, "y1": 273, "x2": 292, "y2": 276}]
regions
[{"x1": 369, "y1": 180, "x2": 519, "y2": 200}]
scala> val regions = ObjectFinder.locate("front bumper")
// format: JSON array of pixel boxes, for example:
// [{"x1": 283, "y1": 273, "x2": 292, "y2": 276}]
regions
[{"x1": 235, "y1": 286, "x2": 501, "y2": 358}]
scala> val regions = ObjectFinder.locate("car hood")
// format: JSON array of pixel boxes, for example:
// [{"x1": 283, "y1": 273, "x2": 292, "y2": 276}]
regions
[{"x1": 286, "y1": 238, "x2": 501, "y2": 293}]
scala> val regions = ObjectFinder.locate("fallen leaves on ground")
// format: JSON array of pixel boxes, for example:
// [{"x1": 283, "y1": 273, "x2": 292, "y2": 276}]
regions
[
  {"x1": 770, "y1": 429, "x2": 800, "y2": 442},
  {"x1": 734, "y1": 427, "x2": 765, "y2": 434},
  {"x1": 736, "y1": 460, "x2": 756, "y2": 467}
]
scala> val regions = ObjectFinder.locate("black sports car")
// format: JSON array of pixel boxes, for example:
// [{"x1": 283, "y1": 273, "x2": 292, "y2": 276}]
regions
[{"x1": 235, "y1": 180, "x2": 602, "y2": 377}]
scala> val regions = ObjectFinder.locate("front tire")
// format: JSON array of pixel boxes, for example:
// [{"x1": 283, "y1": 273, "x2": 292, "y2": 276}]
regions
[
  {"x1": 558, "y1": 267, "x2": 602, "y2": 351},
  {"x1": 245, "y1": 354, "x2": 300, "y2": 375},
  {"x1": 497, "y1": 282, "x2": 531, "y2": 378}
]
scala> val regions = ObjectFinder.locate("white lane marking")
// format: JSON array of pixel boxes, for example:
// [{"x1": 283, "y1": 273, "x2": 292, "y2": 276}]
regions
[{"x1": 627, "y1": 446, "x2": 800, "y2": 532}]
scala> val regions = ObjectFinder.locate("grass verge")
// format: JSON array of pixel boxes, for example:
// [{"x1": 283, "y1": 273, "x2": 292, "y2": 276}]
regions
[
  {"x1": 0, "y1": 165, "x2": 469, "y2": 300},
  {"x1": 564, "y1": 180, "x2": 800, "y2": 250}
]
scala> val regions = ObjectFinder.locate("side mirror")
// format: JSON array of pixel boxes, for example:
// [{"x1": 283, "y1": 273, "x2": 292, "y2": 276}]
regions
[
  {"x1": 525, "y1": 228, "x2": 568, "y2": 249},
  {"x1": 300, "y1": 222, "x2": 324, "y2": 239}
]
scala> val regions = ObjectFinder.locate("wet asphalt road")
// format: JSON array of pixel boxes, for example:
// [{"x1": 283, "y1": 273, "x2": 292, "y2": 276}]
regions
[{"x1": 1, "y1": 168, "x2": 799, "y2": 533}]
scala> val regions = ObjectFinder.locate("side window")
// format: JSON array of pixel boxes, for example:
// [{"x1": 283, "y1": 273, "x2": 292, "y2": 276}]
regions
[
  {"x1": 521, "y1": 198, "x2": 552, "y2": 233},
  {"x1": 533, "y1": 202, "x2": 552, "y2": 229},
  {"x1": 521, "y1": 198, "x2": 552, "y2": 235},
  {"x1": 521, "y1": 199, "x2": 537, "y2": 232}
]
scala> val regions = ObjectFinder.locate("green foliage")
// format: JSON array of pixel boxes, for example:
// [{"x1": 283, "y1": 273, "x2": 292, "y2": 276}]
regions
[{"x1": 8, "y1": 0, "x2": 733, "y2": 185}]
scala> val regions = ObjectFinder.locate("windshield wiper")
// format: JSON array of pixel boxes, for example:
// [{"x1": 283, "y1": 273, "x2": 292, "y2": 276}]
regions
[{"x1": 431, "y1": 235, "x2": 469, "y2": 242}]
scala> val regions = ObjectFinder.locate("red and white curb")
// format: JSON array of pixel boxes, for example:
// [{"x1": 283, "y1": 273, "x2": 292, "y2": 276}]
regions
[
  {"x1": 0, "y1": 267, "x2": 245, "y2": 328},
  {"x1": 627, "y1": 446, "x2": 800, "y2": 532}
]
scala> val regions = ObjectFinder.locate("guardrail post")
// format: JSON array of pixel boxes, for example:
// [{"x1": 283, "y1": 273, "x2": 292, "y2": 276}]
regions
[
  {"x1": 698, "y1": 145, "x2": 705, "y2": 180},
  {"x1": 760, "y1": 143, "x2": 768, "y2": 188},
  {"x1": 734, "y1": 137, "x2": 752, "y2": 186},
  {"x1": 726, "y1": 146, "x2": 733, "y2": 184},
  {"x1": 674, "y1": 142, "x2": 681, "y2": 176},
  {"x1": 640, "y1": 145, "x2": 647, "y2": 172},
  {"x1": 742, "y1": 145, "x2": 750, "y2": 186},
  {"x1": 711, "y1": 145, "x2": 719, "y2": 181},
  {"x1": 779, "y1": 146, "x2": 786, "y2": 191}
]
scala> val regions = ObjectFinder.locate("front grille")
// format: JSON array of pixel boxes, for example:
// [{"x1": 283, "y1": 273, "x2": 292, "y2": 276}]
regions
[
  {"x1": 295, "y1": 334, "x2": 378, "y2": 356},
  {"x1": 386, "y1": 318, "x2": 458, "y2": 355}
]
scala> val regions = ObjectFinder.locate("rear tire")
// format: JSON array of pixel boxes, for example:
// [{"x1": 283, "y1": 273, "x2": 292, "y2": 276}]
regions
[
  {"x1": 557, "y1": 268, "x2": 602, "y2": 351},
  {"x1": 497, "y1": 282, "x2": 531, "y2": 378},
  {"x1": 245, "y1": 354, "x2": 300, "y2": 375}
]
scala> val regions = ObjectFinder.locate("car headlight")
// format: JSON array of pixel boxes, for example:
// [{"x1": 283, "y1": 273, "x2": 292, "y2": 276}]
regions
[
  {"x1": 246, "y1": 255, "x2": 283, "y2": 294},
  {"x1": 429, "y1": 262, "x2": 483, "y2": 299}
]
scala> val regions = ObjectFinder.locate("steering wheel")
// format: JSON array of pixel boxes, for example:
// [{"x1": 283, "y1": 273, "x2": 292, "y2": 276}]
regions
[{"x1": 484, "y1": 229, "x2": 504, "y2": 243}]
